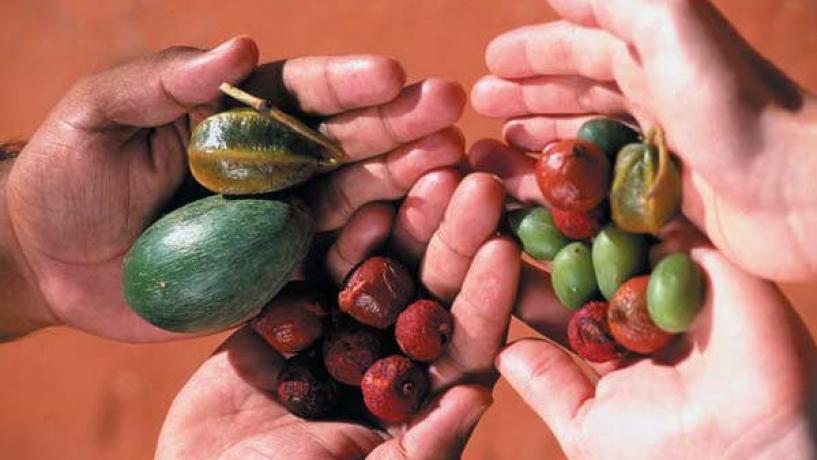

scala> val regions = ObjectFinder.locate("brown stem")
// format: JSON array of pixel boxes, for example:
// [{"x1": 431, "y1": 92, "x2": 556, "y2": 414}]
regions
[
  {"x1": 645, "y1": 126, "x2": 670, "y2": 199},
  {"x1": 218, "y1": 83, "x2": 346, "y2": 169}
]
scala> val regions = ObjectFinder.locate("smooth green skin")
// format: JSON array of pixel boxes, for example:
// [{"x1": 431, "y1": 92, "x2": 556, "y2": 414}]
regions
[
  {"x1": 592, "y1": 223, "x2": 649, "y2": 300},
  {"x1": 648, "y1": 253, "x2": 705, "y2": 333},
  {"x1": 122, "y1": 195, "x2": 314, "y2": 333},
  {"x1": 552, "y1": 242, "x2": 598, "y2": 311},
  {"x1": 577, "y1": 118, "x2": 640, "y2": 158},
  {"x1": 508, "y1": 207, "x2": 570, "y2": 261}
]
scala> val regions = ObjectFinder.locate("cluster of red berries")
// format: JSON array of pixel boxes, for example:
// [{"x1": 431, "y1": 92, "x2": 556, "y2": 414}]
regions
[{"x1": 250, "y1": 256, "x2": 453, "y2": 422}]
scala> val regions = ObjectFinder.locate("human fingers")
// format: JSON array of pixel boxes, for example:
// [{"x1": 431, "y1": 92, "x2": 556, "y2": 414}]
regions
[
  {"x1": 467, "y1": 139, "x2": 541, "y2": 205},
  {"x1": 502, "y1": 114, "x2": 635, "y2": 152},
  {"x1": 325, "y1": 203, "x2": 396, "y2": 285},
  {"x1": 305, "y1": 127, "x2": 464, "y2": 232}
]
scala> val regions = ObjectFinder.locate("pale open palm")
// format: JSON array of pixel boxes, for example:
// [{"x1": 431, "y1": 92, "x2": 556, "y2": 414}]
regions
[
  {"x1": 470, "y1": 0, "x2": 817, "y2": 282},
  {"x1": 6, "y1": 37, "x2": 467, "y2": 341},
  {"x1": 158, "y1": 173, "x2": 520, "y2": 459}
]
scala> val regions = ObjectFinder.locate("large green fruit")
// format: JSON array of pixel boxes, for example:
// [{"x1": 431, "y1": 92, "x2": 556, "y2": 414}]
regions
[
  {"x1": 577, "y1": 117, "x2": 640, "y2": 158},
  {"x1": 592, "y1": 223, "x2": 649, "y2": 300},
  {"x1": 552, "y1": 242, "x2": 598, "y2": 311},
  {"x1": 122, "y1": 195, "x2": 314, "y2": 333},
  {"x1": 647, "y1": 253, "x2": 705, "y2": 333},
  {"x1": 507, "y1": 207, "x2": 569, "y2": 261}
]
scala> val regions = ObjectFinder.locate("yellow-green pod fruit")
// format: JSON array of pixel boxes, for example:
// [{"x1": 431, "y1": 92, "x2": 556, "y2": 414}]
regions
[
  {"x1": 610, "y1": 128, "x2": 681, "y2": 234},
  {"x1": 187, "y1": 84, "x2": 344, "y2": 195}
]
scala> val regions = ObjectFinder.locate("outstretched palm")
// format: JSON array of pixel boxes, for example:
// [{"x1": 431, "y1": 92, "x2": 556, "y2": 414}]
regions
[{"x1": 7, "y1": 37, "x2": 466, "y2": 341}]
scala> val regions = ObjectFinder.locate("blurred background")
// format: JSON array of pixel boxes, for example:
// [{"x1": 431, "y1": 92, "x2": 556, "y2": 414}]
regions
[{"x1": 1, "y1": 1, "x2": 816, "y2": 459}]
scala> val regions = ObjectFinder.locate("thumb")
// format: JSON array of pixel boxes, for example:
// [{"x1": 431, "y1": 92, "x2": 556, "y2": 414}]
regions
[
  {"x1": 54, "y1": 36, "x2": 259, "y2": 130},
  {"x1": 495, "y1": 338, "x2": 594, "y2": 443}
]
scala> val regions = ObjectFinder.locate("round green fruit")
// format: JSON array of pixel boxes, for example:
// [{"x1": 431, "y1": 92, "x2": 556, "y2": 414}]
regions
[
  {"x1": 508, "y1": 207, "x2": 570, "y2": 261},
  {"x1": 592, "y1": 223, "x2": 649, "y2": 300},
  {"x1": 577, "y1": 118, "x2": 640, "y2": 158},
  {"x1": 122, "y1": 195, "x2": 314, "y2": 333},
  {"x1": 647, "y1": 253, "x2": 705, "y2": 333},
  {"x1": 552, "y1": 242, "x2": 598, "y2": 310}
]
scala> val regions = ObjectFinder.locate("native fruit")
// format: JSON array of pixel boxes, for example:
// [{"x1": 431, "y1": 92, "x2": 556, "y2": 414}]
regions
[
  {"x1": 551, "y1": 206, "x2": 606, "y2": 240},
  {"x1": 276, "y1": 348, "x2": 340, "y2": 419},
  {"x1": 323, "y1": 321, "x2": 385, "y2": 386},
  {"x1": 361, "y1": 355, "x2": 430, "y2": 422},
  {"x1": 188, "y1": 84, "x2": 344, "y2": 195},
  {"x1": 508, "y1": 207, "x2": 569, "y2": 260},
  {"x1": 338, "y1": 257, "x2": 416, "y2": 329},
  {"x1": 577, "y1": 118, "x2": 640, "y2": 158},
  {"x1": 122, "y1": 195, "x2": 313, "y2": 333},
  {"x1": 608, "y1": 276, "x2": 673, "y2": 354},
  {"x1": 567, "y1": 301, "x2": 621, "y2": 363},
  {"x1": 395, "y1": 299, "x2": 453, "y2": 362},
  {"x1": 535, "y1": 139, "x2": 610, "y2": 213},
  {"x1": 251, "y1": 282, "x2": 327, "y2": 354},
  {"x1": 592, "y1": 224, "x2": 649, "y2": 300},
  {"x1": 647, "y1": 253, "x2": 705, "y2": 333},
  {"x1": 552, "y1": 242, "x2": 599, "y2": 310}
]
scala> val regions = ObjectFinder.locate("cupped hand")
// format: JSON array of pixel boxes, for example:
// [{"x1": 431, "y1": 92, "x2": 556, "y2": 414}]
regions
[
  {"x1": 470, "y1": 0, "x2": 817, "y2": 282},
  {"x1": 157, "y1": 172, "x2": 520, "y2": 459},
  {"x1": 495, "y1": 221, "x2": 817, "y2": 459},
  {"x1": 6, "y1": 36, "x2": 467, "y2": 341}
]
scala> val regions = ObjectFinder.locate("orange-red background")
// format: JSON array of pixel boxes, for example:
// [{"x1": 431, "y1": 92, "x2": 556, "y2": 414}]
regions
[{"x1": 1, "y1": 1, "x2": 816, "y2": 459}]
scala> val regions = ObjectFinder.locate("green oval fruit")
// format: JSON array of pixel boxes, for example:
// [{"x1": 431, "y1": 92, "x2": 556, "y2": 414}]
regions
[
  {"x1": 592, "y1": 223, "x2": 648, "y2": 300},
  {"x1": 552, "y1": 242, "x2": 598, "y2": 310},
  {"x1": 647, "y1": 253, "x2": 704, "y2": 333},
  {"x1": 122, "y1": 195, "x2": 314, "y2": 333},
  {"x1": 577, "y1": 118, "x2": 640, "y2": 158},
  {"x1": 508, "y1": 207, "x2": 570, "y2": 261},
  {"x1": 188, "y1": 108, "x2": 336, "y2": 195}
]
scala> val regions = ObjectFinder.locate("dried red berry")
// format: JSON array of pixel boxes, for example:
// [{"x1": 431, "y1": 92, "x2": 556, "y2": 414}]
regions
[
  {"x1": 567, "y1": 301, "x2": 621, "y2": 363},
  {"x1": 395, "y1": 299, "x2": 453, "y2": 362},
  {"x1": 361, "y1": 355, "x2": 429, "y2": 422},
  {"x1": 551, "y1": 206, "x2": 606, "y2": 240},
  {"x1": 535, "y1": 139, "x2": 610, "y2": 213},
  {"x1": 323, "y1": 322, "x2": 385, "y2": 386},
  {"x1": 276, "y1": 349, "x2": 339, "y2": 419},
  {"x1": 338, "y1": 257, "x2": 415, "y2": 329},
  {"x1": 251, "y1": 282, "x2": 327, "y2": 354},
  {"x1": 608, "y1": 276, "x2": 673, "y2": 354}
]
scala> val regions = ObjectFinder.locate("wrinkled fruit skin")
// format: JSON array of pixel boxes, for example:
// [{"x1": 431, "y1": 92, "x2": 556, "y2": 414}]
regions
[
  {"x1": 338, "y1": 257, "x2": 416, "y2": 329},
  {"x1": 323, "y1": 322, "x2": 385, "y2": 386},
  {"x1": 567, "y1": 301, "x2": 621, "y2": 363},
  {"x1": 535, "y1": 139, "x2": 611, "y2": 213},
  {"x1": 361, "y1": 355, "x2": 429, "y2": 422},
  {"x1": 551, "y1": 206, "x2": 606, "y2": 240},
  {"x1": 608, "y1": 276, "x2": 673, "y2": 354},
  {"x1": 277, "y1": 350, "x2": 340, "y2": 419},
  {"x1": 395, "y1": 299, "x2": 453, "y2": 362},
  {"x1": 251, "y1": 282, "x2": 327, "y2": 354}
]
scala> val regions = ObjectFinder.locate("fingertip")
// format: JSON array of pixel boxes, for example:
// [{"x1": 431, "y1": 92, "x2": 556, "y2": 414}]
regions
[
  {"x1": 338, "y1": 55, "x2": 407, "y2": 106},
  {"x1": 423, "y1": 77, "x2": 468, "y2": 123},
  {"x1": 458, "y1": 172, "x2": 506, "y2": 204},
  {"x1": 469, "y1": 75, "x2": 502, "y2": 116},
  {"x1": 485, "y1": 29, "x2": 532, "y2": 78}
]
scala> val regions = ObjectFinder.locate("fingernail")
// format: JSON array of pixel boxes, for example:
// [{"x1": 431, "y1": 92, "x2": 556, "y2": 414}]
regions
[{"x1": 209, "y1": 37, "x2": 239, "y2": 55}]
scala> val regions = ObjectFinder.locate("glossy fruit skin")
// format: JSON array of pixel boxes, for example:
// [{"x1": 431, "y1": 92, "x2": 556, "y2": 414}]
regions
[
  {"x1": 338, "y1": 257, "x2": 416, "y2": 329},
  {"x1": 250, "y1": 282, "x2": 327, "y2": 354},
  {"x1": 551, "y1": 206, "x2": 606, "y2": 240},
  {"x1": 608, "y1": 276, "x2": 673, "y2": 354},
  {"x1": 577, "y1": 118, "x2": 640, "y2": 158},
  {"x1": 188, "y1": 108, "x2": 330, "y2": 195},
  {"x1": 592, "y1": 223, "x2": 649, "y2": 300},
  {"x1": 122, "y1": 195, "x2": 314, "y2": 333},
  {"x1": 361, "y1": 355, "x2": 429, "y2": 422},
  {"x1": 508, "y1": 207, "x2": 569, "y2": 260},
  {"x1": 567, "y1": 301, "x2": 622, "y2": 363},
  {"x1": 552, "y1": 242, "x2": 599, "y2": 310},
  {"x1": 323, "y1": 321, "x2": 385, "y2": 386},
  {"x1": 610, "y1": 143, "x2": 681, "y2": 234},
  {"x1": 647, "y1": 253, "x2": 705, "y2": 333},
  {"x1": 277, "y1": 348, "x2": 340, "y2": 419},
  {"x1": 535, "y1": 139, "x2": 611, "y2": 213},
  {"x1": 395, "y1": 299, "x2": 453, "y2": 362}
]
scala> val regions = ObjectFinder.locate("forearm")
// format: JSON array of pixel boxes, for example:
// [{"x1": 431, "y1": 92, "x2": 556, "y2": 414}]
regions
[{"x1": 0, "y1": 149, "x2": 56, "y2": 340}]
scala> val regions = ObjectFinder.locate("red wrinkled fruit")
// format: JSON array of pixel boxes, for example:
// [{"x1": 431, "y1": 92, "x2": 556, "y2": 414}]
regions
[
  {"x1": 608, "y1": 276, "x2": 673, "y2": 354},
  {"x1": 276, "y1": 349, "x2": 339, "y2": 419},
  {"x1": 251, "y1": 282, "x2": 327, "y2": 354},
  {"x1": 395, "y1": 299, "x2": 453, "y2": 362},
  {"x1": 551, "y1": 206, "x2": 606, "y2": 240},
  {"x1": 535, "y1": 139, "x2": 610, "y2": 212},
  {"x1": 323, "y1": 322, "x2": 384, "y2": 386},
  {"x1": 361, "y1": 355, "x2": 429, "y2": 422},
  {"x1": 567, "y1": 301, "x2": 621, "y2": 363},
  {"x1": 338, "y1": 257, "x2": 415, "y2": 329}
]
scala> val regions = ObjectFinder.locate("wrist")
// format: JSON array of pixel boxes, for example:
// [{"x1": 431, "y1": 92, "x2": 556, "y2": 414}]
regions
[{"x1": 0, "y1": 153, "x2": 58, "y2": 340}]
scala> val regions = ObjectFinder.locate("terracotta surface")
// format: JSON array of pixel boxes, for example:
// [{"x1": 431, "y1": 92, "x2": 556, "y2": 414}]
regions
[{"x1": 1, "y1": 1, "x2": 816, "y2": 459}]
